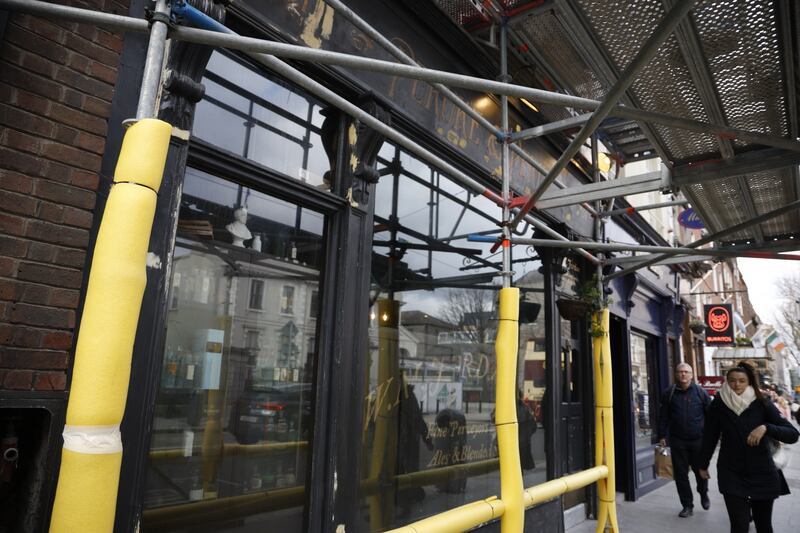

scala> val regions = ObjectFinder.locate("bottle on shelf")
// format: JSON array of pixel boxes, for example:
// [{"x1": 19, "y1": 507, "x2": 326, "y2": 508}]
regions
[
  {"x1": 162, "y1": 346, "x2": 177, "y2": 389},
  {"x1": 262, "y1": 463, "x2": 275, "y2": 488},
  {"x1": 285, "y1": 462, "x2": 297, "y2": 486},
  {"x1": 176, "y1": 345, "x2": 195, "y2": 389},
  {"x1": 249, "y1": 464, "x2": 262, "y2": 490},
  {"x1": 189, "y1": 473, "x2": 203, "y2": 501}
]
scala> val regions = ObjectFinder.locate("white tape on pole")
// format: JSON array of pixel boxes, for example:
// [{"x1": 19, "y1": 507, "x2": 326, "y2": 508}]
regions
[{"x1": 62, "y1": 425, "x2": 123, "y2": 454}]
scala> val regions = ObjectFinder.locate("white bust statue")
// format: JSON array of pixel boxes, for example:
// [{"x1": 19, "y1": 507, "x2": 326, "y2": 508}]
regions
[{"x1": 226, "y1": 207, "x2": 252, "y2": 247}]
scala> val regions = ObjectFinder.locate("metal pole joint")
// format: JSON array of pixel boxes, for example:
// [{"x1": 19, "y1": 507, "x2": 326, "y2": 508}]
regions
[{"x1": 145, "y1": 7, "x2": 174, "y2": 29}]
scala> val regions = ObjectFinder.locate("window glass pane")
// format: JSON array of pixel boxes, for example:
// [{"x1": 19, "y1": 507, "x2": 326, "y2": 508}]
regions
[
  {"x1": 397, "y1": 175, "x2": 433, "y2": 236},
  {"x1": 248, "y1": 125, "x2": 305, "y2": 178},
  {"x1": 631, "y1": 332, "x2": 655, "y2": 449},
  {"x1": 193, "y1": 100, "x2": 247, "y2": 156},
  {"x1": 249, "y1": 279, "x2": 264, "y2": 309},
  {"x1": 252, "y1": 104, "x2": 307, "y2": 140},
  {"x1": 194, "y1": 52, "x2": 329, "y2": 187},
  {"x1": 204, "y1": 79, "x2": 249, "y2": 112},
  {"x1": 374, "y1": 174, "x2": 394, "y2": 220},
  {"x1": 141, "y1": 170, "x2": 325, "y2": 532},
  {"x1": 358, "y1": 144, "x2": 547, "y2": 529}
]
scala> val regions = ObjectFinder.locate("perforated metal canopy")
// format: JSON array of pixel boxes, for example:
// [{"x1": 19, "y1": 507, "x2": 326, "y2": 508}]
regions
[{"x1": 432, "y1": 0, "x2": 800, "y2": 246}]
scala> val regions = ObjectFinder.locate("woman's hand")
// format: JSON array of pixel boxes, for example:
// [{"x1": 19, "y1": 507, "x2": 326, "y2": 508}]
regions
[
  {"x1": 746, "y1": 424, "x2": 767, "y2": 446},
  {"x1": 699, "y1": 469, "x2": 710, "y2": 480}
]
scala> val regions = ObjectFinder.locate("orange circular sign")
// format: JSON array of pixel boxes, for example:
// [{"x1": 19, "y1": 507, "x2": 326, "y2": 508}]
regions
[{"x1": 707, "y1": 306, "x2": 730, "y2": 332}]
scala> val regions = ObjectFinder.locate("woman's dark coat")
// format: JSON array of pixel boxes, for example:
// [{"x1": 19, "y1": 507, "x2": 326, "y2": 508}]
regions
[{"x1": 700, "y1": 396, "x2": 799, "y2": 500}]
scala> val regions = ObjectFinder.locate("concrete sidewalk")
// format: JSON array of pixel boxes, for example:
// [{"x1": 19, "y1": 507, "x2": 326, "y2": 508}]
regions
[{"x1": 567, "y1": 421, "x2": 800, "y2": 532}]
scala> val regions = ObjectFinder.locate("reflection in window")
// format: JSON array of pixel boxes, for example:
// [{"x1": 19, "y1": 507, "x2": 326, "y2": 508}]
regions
[
  {"x1": 281, "y1": 286, "x2": 295, "y2": 315},
  {"x1": 359, "y1": 144, "x2": 546, "y2": 530},
  {"x1": 141, "y1": 170, "x2": 325, "y2": 532},
  {"x1": 192, "y1": 52, "x2": 329, "y2": 187},
  {"x1": 631, "y1": 332, "x2": 656, "y2": 449},
  {"x1": 248, "y1": 279, "x2": 264, "y2": 310}
]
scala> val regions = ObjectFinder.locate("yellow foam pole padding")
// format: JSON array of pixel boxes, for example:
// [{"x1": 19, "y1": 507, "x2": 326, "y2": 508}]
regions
[
  {"x1": 50, "y1": 449, "x2": 122, "y2": 533},
  {"x1": 387, "y1": 497, "x2": 506, "y2": 533},
  {"x1": 201, "y1": 390, "x2": 223, "y2": 496},
  {"x1": 142, "y1": 485, "x2": 306, "y2": 530},
  {"x1": 523, "y1": 465, "x2": 608, "y2": 508},
  {"x1": 50, "y1": 119, "x2": 171, "y2": 533},
  {"x1": 394, "y1": 458, "x2": 498, "y2": 490},
  {"x1": 592, "y1": 309, "x2": 619, "y2": 533},
  {"x1": 149, "y1": 440, "x2": 309, "y2": 461},
  {"x1": 369, "y1": 299, "x2": 401, "y2": 530},
  {"x1": 66, "y1": 183, "x2": 157, "y2": 424},
  {"x1": 495, "y1": 287, "x2": 523, "y2": 533}
]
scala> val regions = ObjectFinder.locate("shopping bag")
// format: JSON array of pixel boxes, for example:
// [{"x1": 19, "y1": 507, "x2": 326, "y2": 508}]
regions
[{"x1": 655, "y1": 445, "x2": 673, "y2": 480}]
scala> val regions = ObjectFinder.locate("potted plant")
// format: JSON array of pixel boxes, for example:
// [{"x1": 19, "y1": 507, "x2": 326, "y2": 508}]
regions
[
  {"x1": 735, "y1": 336, "x2": 753, "y2": 347},
  {"x1": 689, "y1": 317, "x2": 705, "y2": 334},
  {"x1": 556, "y1": 275, "x2": 606, "y2": 321}
]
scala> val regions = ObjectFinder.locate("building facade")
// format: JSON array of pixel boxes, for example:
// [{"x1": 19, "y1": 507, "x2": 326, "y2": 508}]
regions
[{"x1": 0, "y1": 2, "x2": 700, "y2": 531}]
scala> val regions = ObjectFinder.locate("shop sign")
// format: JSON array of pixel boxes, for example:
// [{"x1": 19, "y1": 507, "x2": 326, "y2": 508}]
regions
[
  {"x1": 678, "y1": 208, "x2": 705, "y2": 229},
  {"x1": 240, "y1": 0, "x2": 595, "y2": 237},
  {"x1": 704, "y1": 303, "x2": 734, "y2": 345},
  {"x1": 697, "y1": 376, "x2": 724, "y2": 396}
]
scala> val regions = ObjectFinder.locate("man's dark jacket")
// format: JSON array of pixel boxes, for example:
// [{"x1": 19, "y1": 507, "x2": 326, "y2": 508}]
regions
[{"x1": 658, "y1": 382, "x2": 711, "y2": 442}]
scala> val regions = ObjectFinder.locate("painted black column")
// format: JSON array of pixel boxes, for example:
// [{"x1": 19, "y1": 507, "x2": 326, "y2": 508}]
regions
[{"x1": 115, "y1": 2, "x2": 226, "y2": 530}]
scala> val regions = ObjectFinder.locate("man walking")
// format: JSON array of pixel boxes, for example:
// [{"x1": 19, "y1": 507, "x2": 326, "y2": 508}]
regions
[{"x1": 658, "y1": 362, "x2": 712, "y2": 517}]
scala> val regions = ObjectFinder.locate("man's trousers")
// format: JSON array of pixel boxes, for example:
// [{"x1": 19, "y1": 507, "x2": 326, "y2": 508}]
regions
[{"x1": 670, "y1": 436, "x2": 708, "y2": 507}]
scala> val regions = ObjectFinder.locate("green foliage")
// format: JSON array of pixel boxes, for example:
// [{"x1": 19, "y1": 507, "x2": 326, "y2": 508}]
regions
[
  {"x1": 689, "y1": 316, "x2": 705, "y2": 328},
  {"x1": 590, "y1": 317, "x2": 606, "y2": 338},
  {"x1": 576, "y1": 274, "x2": 612, "y2": 313}
]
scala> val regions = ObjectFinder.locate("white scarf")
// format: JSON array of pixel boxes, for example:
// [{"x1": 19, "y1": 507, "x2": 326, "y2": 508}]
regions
[{"x1": 718, "y1": 382, "x2": 756, "y2": 415}]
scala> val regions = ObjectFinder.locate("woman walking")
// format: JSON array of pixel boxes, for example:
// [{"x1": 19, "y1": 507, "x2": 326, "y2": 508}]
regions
[{"x1": 699, "y1": 362, "x2": 798, "y2": 533}]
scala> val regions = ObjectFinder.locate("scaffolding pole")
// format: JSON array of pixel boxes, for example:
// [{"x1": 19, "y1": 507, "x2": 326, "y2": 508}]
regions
[
  {"x1": 606, "y1": 198, "x2": 800, "y2": 280},
  {"x1": 168, "y1": 2, "x2": 600, "y2": 266},
  {"x1": 322, "y1": 0, "x2": 601, "y2": 220},
  {"x1": 4, "y1": 0, "x2": 800, "y2": 157},
  {"x1": 509, "y1": 0, "x2": 697, "y2": 229},
  {"x1": 466, "y1": 236, "x2": 800, "y2": 261},
  {"x1": 47, "y1": 2, "x2": 173, "y2": 532},
  {"x1": 600, "y1": 200, "x2": 689, "y2": 218}
]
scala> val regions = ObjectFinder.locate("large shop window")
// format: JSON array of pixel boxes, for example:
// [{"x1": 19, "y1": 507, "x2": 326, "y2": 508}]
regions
[
  {"x1": 141, "y1": 168, "x2": 325, "y2": 532},
  {"x1": 358, "y1": 146, "x2": 546, "y2": 531},
  {"x1": 192, "y1": 52, "x2": 329, "y2": 187},
  {"x1": 630, "y1": 332, "x2": 658, "y2": 450}
]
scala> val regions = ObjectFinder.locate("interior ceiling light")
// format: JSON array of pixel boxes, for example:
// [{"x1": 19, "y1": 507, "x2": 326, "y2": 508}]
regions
[
  {"x1": 520, "y1": 98, "x2": 539, "y2": 112},
  {"x1": 598, "y1": 152, "x2": 612, "y2": 173},
  {"x1": 474, "y1": 96, "x2": 492, "y2": 111}
]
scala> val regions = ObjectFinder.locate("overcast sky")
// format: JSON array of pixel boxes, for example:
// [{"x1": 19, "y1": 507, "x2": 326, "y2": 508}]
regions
[{"x1": 737, "y1": 255, "x2": 800, "y2": 325}]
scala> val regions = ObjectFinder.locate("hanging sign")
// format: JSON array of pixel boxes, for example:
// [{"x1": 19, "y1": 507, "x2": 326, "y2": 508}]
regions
[
  {"x1": 704, "y1": 303, "x2": 734, "y2": 345},
  {"x1": 697, "y1": 376, "x2": 724, "y2": 396},
  {"x1": 678, "y1": 208, "x2": 705, "y2": 229}
]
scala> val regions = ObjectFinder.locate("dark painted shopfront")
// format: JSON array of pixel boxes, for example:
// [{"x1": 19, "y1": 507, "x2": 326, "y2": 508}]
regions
[{"x1": 81, "y1": 1, "x2": 685, "y2": 531}]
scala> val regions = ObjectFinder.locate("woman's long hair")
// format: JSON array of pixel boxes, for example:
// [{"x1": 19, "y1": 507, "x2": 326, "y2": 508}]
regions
[{"x1": 727, "y1": 360, "x2": 767, "y2": 404}]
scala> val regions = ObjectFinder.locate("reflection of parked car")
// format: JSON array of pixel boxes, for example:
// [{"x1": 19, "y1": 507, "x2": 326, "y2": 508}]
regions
[{"x1": 231, "y1": 383, "x2": 313, "y2": 444}]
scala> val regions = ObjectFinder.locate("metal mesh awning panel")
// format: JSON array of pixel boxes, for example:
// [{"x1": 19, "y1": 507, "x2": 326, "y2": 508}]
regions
[
  {"x1": 745, "y1": 168, "x2": 800, "y2": 237},
  {"x1": 517, "y1": 12, "x2": 607, "y2": 102},
  {"x1": 434, "y1": 0, "x2": 489, "y2": 28},
  {"x1": 686, "y1": 179, "x2": 753, "y2": 240},
  {"x1": 686, "y1": 168, "x2": 800, "y2": 241},
  {"x1": 576, "y1": 0, "x2": 720, "y2": 161},
  {"x1": 693, "y1": 0, "x2": 789, "y2": 146},
  {"x1": 429, "y1": 0, "x2": 800, "y2": 244}
]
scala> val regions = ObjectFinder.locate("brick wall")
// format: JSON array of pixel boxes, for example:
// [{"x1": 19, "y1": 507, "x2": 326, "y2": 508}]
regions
[{"x1": 0, "y1": 1, "x2": 130, "y2": 392}]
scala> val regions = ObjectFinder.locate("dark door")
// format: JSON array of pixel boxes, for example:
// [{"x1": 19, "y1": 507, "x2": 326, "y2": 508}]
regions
[{"x1": 559, "y1": 315, "x2": 590, "y2": 510}]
